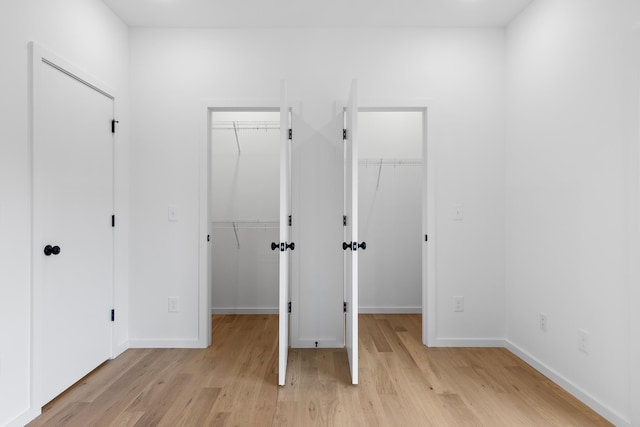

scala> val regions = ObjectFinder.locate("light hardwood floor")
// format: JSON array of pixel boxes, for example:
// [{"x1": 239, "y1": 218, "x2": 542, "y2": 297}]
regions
[{"x1": 28, "y1": 314, "x2": 611, "y2": 426}]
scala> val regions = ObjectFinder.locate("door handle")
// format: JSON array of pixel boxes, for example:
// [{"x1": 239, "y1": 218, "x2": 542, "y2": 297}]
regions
[
  {"x1": 271, "y1": 242, "x2": 295, "y2": 251},
  {"x1": 343, "y1": 241, "x2": 366, "y2": 251},
  {"x1": 44, "y1": 245, "x2": 61, "y2": 256}
]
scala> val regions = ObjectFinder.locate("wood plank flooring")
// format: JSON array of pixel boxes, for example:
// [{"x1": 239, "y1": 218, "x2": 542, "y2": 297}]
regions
[{"x1": 27, "y1": 314, "x2": 612, "y2": 426}]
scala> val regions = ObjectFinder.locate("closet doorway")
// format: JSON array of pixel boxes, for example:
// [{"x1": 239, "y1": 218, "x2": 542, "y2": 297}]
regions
[
  {"x1": 210, "y1": 110, "x2": 281, "y2": 316},
  {"x1": 204, "y1": 84, "x2": 293, "y2": 385},
  {"x1": 357, "y1": 108, "x2": 430, "y2": 342}
]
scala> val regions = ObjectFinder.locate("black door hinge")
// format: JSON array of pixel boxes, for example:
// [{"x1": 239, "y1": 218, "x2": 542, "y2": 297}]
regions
[
  {"x1": 111, "y1": 309, "x2": 115, "y2": 322},
  {"x1": 207, "y1": 234, "x2": 210, "y2": 242},
  {"x1": 111, "y1": 215, "x2": 115, "y2": 227},
  {"x1": 288, "y1": 129, "x2": 292, "y2": 140},
  {"x1": 343, "y1": 215, "x2": 347, "y2": 226},
  {"x1": 288, "y1": 215, "x2": 292, "y2": 226},
  {"x1": 111, "y1": 119, "x2": 119, "y2": 133},
  {"x1": 425, "y1": 234, "x2": 428, "y2": 242},
  {"x1": 288, "y1": 301, "x2": 292, "y2": 313},
  {"x1": 343, "y1": 302, "x2": 347, "y2": 313}
]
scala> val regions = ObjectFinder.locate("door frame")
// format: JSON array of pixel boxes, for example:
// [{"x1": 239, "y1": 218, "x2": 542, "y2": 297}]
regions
[
  {"x1": 198, "y1": 99, "x2": 281, "y2": 348},
  {"x1": 29, "y1": 42, "x2": 122, "y2": 408},
  {"x1": 358, "y1": 101, "x2": 437, "y2": 347}
]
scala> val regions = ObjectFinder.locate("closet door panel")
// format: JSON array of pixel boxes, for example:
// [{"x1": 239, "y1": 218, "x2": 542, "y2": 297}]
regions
[
  {"x1": 278, "y1": 81, "x2": 291, "y2": 386},
  {"x1": 344, "y1": 79, "x2": 359, "y2": 385}
]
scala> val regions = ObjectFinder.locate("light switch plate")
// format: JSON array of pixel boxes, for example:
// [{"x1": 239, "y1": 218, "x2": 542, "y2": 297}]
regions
[
  {"x1": 168, "y1": 206, "x2": 178, "y2": 222},
  {"x1": 578, "y1": 329, "x2": 590, "y2": 354},
  {"x1": 453, "y1": 204, "x2": 464, "y2": 221}
]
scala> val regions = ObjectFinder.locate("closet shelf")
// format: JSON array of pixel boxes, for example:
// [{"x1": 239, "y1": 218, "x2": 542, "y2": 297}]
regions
[
  {"x1": 212, "y1": 220, "x2": 279, "y2": 230},
  {"x1": 211, "y1": 121, "x2": 280, "y2": 131},
  {"x1": 212, "y1": 121, "x2": 280, "y2": 154},
  {"x1": 359, "y1": 158, "x2": 423, "y2": 166}
]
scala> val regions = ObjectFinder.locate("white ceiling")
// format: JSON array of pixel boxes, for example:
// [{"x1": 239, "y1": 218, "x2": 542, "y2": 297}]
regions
[{"x1": 101, "y1": 0, "x2": 533, "y2": 28}]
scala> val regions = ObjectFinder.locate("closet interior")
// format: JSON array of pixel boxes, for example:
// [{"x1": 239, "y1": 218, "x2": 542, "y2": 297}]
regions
[
  {"x1": 210, "y1": 110, "x2": 281, "y2": 314},
  {"x1": 358, "y1": 111, "x2": 424, "y2": 314}
]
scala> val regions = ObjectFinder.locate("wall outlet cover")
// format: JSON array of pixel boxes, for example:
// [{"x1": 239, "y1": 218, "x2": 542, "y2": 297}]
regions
[
  {"x1": 168, "y1": 297, "x2": 179, "y2": 313},
  {"x1": 539, "y1": 313, "x2": 548, "y2": 332},
  {"x1": 578, "y1": 329, "x2": 590, "y2": 354}
]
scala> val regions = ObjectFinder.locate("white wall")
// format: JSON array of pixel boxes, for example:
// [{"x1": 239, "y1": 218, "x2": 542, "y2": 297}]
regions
[
  {"x1": 210, "y1": 113, "x2": 280, "y2": 222},
  {"x1": 506, "y1": 0, "x2": 640, "y2": 425},
  {"x1": 210, "y1": 113, "x2": 280, "y2": 313},
  {"x1": 359, "y1": 163, "x2": 422, "y2": 312},
  {"x1": 211, "y1": 228, "x2": 279, "y2": 312},
  {"x1": 0, "y1": 1, "x2": 129, "y2": 425},
  {"x1": 128, "y1": 28, "x2": 506, "y2": 347},
  {"x1": 631, "y1": 23, "x2": 640, "y2": 427},
  {"x1": 359, "y1": 111, "x2": 423, "y2": 312}
]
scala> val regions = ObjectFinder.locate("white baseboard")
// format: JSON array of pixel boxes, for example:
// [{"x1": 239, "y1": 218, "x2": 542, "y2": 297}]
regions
[
  {"x1": 128, "y1": 338, "x2": 204, "y2": 349},
  {"x1": 290, "y1": 339, "x2": 345, "y2": 348},
  {"x1": 505, "y1": 340, "x2": 631, "y2": 427},
  {"x1": 210, "y1": 307, "x2": 422, "y2": 315},
  {"x1": 112, "y1": 341, "x2": 129, "y2": 359},
  {"x1": 211, "y1": 307, "x2": 278, "y2": 315},
  {"x1": 7, "y1": 407, "x2": 41, "y2": 427},
  {"x1": 358, "y1": 306, "x2": 422, "y2": 314},
  {"x1": 430, "y1": 337, "x2": 506, "y2": 348}
]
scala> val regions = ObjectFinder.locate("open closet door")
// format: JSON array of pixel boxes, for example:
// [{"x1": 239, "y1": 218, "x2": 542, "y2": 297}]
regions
[
  {"x1": 344, "y1": 79, "x2": 359, "y2": 385},
  {"x1": 278, "y1": 80, "x2": 292, "y2": 386}
]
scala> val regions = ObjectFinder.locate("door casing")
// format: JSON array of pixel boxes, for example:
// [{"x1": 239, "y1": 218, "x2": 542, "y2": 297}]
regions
[{"x1": 358, "y1": 102, "x2": 436, "y2": 347}]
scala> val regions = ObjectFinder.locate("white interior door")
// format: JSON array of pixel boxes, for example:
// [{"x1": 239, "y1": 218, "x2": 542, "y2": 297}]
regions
[
  {"x1": 344, "y1": 79, "x2": 359, "y2": 385},
  {"x1": 278, "y1": 81, "x2": 292, "y2": 386},
  {"x1": 33, "y1": 51, "x2": 114, "y2": 405}
]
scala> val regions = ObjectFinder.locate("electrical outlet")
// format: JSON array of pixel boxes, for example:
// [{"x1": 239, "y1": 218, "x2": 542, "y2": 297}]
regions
[
  {"x1": 539, "y1": 313, "x2": 548, "y2": 332},
  {"x1": 578, "y1": 329, "x2": 590, "y2": 354},
  {"x1": 168, "y1": 297, "x2": 179, "y2": 313},
  {"x1": 453, "y1": 296, "x2": 464, "y2": 312}
]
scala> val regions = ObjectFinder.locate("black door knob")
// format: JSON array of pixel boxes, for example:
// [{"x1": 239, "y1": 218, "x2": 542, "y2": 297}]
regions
[
  {"x1": 342, "y1": 241, "x2": 365, "y2": 251},
  {"x1": 286, "y1": 242, "x2": 295, "y2": 251},
  {"x1": 44, "y1": 245, "x2": 61, "y2": 256},
  {"x1": 271, "y1": 242, "x2": 280, "y2": 251}
]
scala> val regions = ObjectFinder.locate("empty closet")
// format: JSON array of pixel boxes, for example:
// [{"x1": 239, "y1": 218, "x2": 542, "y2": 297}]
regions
[
  {"x1": 358, "y1": 111, "x2": 423, "y2": 314},
  {"x1": 210, "y1": 111, "x2": 281, "y2": 314}
]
